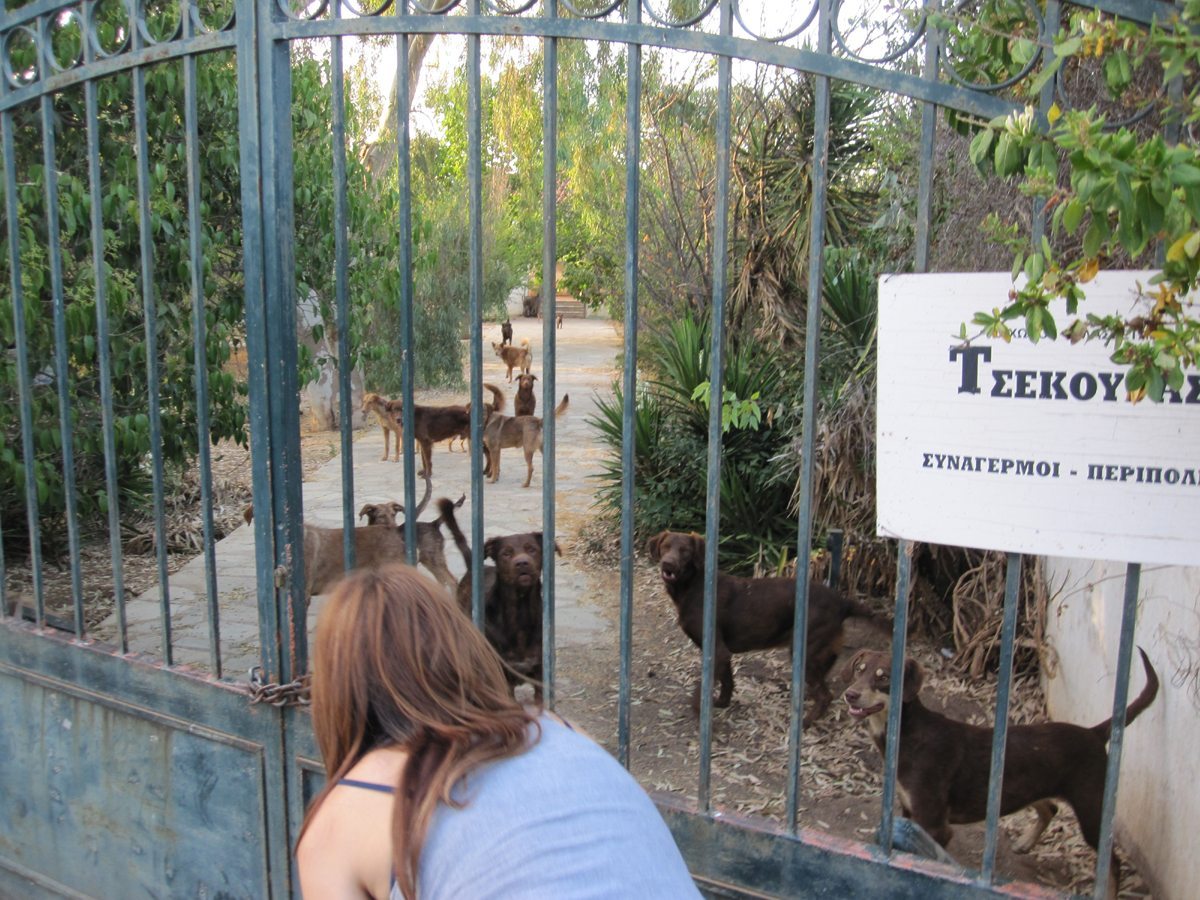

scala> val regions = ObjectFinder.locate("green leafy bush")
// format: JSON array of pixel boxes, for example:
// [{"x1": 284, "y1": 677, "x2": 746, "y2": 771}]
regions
[{"x1": 588, "y1": 312, "x2": 794, "y2": 573}]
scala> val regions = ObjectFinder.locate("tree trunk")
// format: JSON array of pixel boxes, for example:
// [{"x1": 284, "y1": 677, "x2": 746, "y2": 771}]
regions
[{"x1": 364, "y1": 1, "x2": 455, "y2": 176}]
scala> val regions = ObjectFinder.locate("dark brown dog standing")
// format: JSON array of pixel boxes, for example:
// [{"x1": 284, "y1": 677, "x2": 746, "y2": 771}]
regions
[
  {"x1": 513, "y1": 372, "x2": 537, "y2": 417},
  {"x1": 842, "y1": 648, "x2": 1159, "y2": 899},
  {"x1": 438, "y1": 498, "x2": 561, "y2": 699},
  {"x1": 500, "y1": 319, "x2": 513, "y2": 346},
  {"x1": 481, "y1": 395, "x2": 569, "y2": 488},
  {"x1": 492, "y1": 338, "x2": 533, "y2": 382},
  {"x1": 646, "y1": 530, "x2": 877, "y2": 724},
  {"x1": 386, "y1": 383, "x2": 504, "y2": 477}
]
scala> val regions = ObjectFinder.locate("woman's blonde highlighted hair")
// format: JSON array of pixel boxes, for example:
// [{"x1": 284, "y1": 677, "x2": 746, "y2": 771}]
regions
[{"x1": 298, "y1": 564, "x2": 536, "y2": 899}]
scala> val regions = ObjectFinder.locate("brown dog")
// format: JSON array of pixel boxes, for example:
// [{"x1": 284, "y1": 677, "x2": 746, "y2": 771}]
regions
[
  {"x1": 842, "y1": 648, "x2": 1159, "y2": 898},
  {"x1": 513, "y1": 372, "x2": 537, "y2": 417},
  {"x1": 357, "y1": 492, "x2": 466, "y2": 594},
  {"x1": 385, "y1": 383, "x2": 504, "y2": 477},
  {"x1": 646, "y1": 530, "x2": 877, "y2": 724},
  {"x1": 492, "y1": 337, "x2": 532, "y2": 382},
  {"x1": 242, "y1": 482, "x2": 458, "y2": 597},
  {"x1": 500, "y1": 319, "x2": 513, "y2": 346},
  {"x1": 361, "y1": 392, "x2": 405, "y2": 462},
  {"x1": 481, "y1": 395, "x2": 569, "y2": 488},
  {"x1": 438, "y1": 498, "x2": 561, "y2": 699},
  {"x1": 556, "y1": 312, "x2": 563, "y2": 329}
]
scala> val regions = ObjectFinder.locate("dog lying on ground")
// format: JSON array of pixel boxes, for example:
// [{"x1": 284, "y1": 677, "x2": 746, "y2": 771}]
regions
[
  {"x1": 842, "y1": 647, "x2": 1159, "y2": 898},
  {"x1": 481, "y1": 395, "x2": 569, "y2": 488},
  {"x1": 492, "y1": 337, "x2": 532, "y2": 382},
  {"x1": 646, "y1": 530, "x2": 878, "y2": 724},
  {"x1": 242, "y1": 479, "x2": 459, "y2": 597},
  {"x1": 439, "y1": 498, "x2": 561, "y2": 699},
  {"x1": 513, "y1": 372, "x2": 537, "y2": 417},
  {"x1": 361, "y1": 392, "x2": 406, "y2": 462},
  {"x1": 500, "y1": 319, "x2": 513, "y2": 346},
  {"x1": 384, "y1": 383, "x2": 504, "y2": 477}
]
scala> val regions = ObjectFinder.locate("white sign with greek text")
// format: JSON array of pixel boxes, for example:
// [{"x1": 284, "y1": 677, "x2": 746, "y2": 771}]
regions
[{"x1": 876, "y1": 271, "x2": 1199, "y2": 567}]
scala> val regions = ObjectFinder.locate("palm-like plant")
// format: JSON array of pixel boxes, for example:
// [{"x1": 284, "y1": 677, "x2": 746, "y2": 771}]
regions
[{"x1": 730, "y1": 74, "x2": 880, "y2": 346}]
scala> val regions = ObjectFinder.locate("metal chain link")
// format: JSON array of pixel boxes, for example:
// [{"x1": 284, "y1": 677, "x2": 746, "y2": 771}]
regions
[{"x1": 248, "y1": 666, "x2": 311, "y2": 707}]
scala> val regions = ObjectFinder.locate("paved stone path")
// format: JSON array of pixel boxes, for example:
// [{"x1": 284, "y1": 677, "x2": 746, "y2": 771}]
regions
[{"x1": 97, "y1": 316, "x2": 624, "y2": 680}]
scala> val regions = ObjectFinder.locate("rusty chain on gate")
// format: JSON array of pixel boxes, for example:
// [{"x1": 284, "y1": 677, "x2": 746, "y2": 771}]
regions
[{"x1": 248, "y1": 666, "x2": 311, "y2": 707}]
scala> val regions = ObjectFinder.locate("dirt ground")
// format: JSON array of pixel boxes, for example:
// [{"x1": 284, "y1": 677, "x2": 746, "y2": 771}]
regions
[{"x1": 3, "y1": 314, "x2": 1150, "y2": 898}]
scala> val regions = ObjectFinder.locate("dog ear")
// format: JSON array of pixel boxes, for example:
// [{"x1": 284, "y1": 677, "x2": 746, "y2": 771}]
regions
[
  {"x1": 483, "y1": 537, "x2": 500, "y2": 561},
  {"x1": 646, "y1": 532, "x2": 667, "y2": 561},
  {"x1": 357, "y1": 504, "x2": 373, "y2": 521},
  {"x1": 901, "y1": 658, "x2": 924, "y2": 702},
  {"x1": 390, "y1": 502, "x2": 404, "y2": 517}
]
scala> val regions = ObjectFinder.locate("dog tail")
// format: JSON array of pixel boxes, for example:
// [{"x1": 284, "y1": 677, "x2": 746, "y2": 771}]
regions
[
  {"x1": 553, "y1": 394, "x2": 570, "y2": 418},
  {"x1": 484, "y1": 382, "x2": 505, "y2": 413},
  {"x1": 520, "y1": 337, "x2": 530, "y2": 349},
  {"x1": 1090, "y1": 647, "x2": 1159, "y2": 739},
  {"x1": 437, "y1": 496, "x2": 471, "y2": 569}
]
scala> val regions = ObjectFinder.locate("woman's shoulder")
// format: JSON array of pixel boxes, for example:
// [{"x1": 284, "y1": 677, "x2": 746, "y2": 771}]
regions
[{"x1": 297, "y1": 747, "x2": 408, "y2": 899}]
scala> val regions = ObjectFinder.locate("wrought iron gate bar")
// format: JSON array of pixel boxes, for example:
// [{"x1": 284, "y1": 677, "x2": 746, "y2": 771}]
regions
[
  {"x1": 38, "y1": 83, "x2": 85, "y2": 637},
  {"x1": 786, "y1": 0, "x2": 832, "y2": 834},
  {"x1": 880, "y1": 540, "x2": 914, "y2": 854},
  {"x1": 182, "y1": 7, "x2": 224, "y2": 676},
  {"x1": 696, "y1": 0, "x2": 733, "y2": 815},
  {"x1": 616, "y1": 0, "x2": 642, "y2": 769},
  {"x1": 133, "y1": 64, "x2": 173, "y2": 664},
  {"x1": 395, "y1": 2, "x2": 421, "y2": 565},
  {"x1": 0, "y1": 107, "x2": 46, "y2": 623},
  {"x1": 330, "y1": 10, "x2": 359, "y2": 565},
  {"x1": 467, "y1": 0, "x2": 485, "y2": 628},
  {"x1": 1093, "y1": 563, "x2": 1143, "y2": 899},
  {"x1": 980, "y1": 552, "x2": 1023, "y2": 883},
  {"x1": 540, "y1": 0, "x2": 559, "y2": 710}
]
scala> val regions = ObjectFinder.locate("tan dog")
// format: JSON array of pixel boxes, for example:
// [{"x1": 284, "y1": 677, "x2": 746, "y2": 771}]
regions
[
  {"x1": 481, "y1": 395, "x2": 569, "y2": 488},
  {"x1": 356, "y1": 491, "x2": 466, "y2": 593},
  {"x1": 242, "y1": 480, "x2": 457, "y2": 597},
  {"x1": 513, "y1": 372, "x2": 537, "y2": 417},
  {"x1": 492, "y1": 337, "x2": 533, "y2": 382},
  {"x1": 361, "y1": 392, "x2": 405, "y2": 462}
]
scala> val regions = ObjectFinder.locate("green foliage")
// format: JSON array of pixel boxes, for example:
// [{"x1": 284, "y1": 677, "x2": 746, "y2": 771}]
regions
[
  {"x1": 588, "y1": 312, "x2": 794, "y2": 572},
  {"x1": 0, "y1": 51, "x2": 250, "y2": 534},
  {"x1": 959, "y1": 3, "x2": 1200, "y2": 401}
]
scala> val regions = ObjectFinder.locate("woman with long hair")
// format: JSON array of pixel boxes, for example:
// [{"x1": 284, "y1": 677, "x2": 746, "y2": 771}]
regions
[{"x1": 296, "y1": 564, "x2": 699, "y2": 899}]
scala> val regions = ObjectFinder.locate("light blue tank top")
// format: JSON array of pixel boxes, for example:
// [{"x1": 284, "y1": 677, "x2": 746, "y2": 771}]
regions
[{"x1": 387, "y1": 716, "x2": 700, "y2": 899}]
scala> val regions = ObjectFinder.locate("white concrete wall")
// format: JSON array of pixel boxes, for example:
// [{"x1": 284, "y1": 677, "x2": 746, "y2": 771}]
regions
[{"x1": 1042, "y1": 558, "x2": 1200, "y2": 900}]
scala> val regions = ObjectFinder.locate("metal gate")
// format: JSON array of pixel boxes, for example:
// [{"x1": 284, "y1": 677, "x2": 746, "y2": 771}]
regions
[{"x1": 0, "y1": 0, "x2": 1172, "y2": 897}]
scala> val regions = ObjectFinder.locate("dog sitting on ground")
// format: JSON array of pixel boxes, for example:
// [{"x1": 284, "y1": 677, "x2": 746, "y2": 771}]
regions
[
  {"x1": 492, "y1": 337, "x2": 533, "y2": 382},
  {"x1": 361, "y1": 392, "x2": 406, "y2": 462},
  {"x1": 842, "y1": 647, "x2": 1159, "y2": 899},
  {"x1": 646, "y1": 530, "x2": 879, "y2": 724},
  {"x1": 501, "y1": 319, "x2": 513, "y2": 346},
  {"x1": 383, "y1": 383, "x2": 504, "y2": 477},
  {"x1": 481, "y1": 394, "x2": 569, "y2": 488},
  {"x1": 438, "y1": 497, "x2": 561, "y2": 699},
  {"x1": 513, "y1": 372, "x2": 537, "y2": 417}
]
